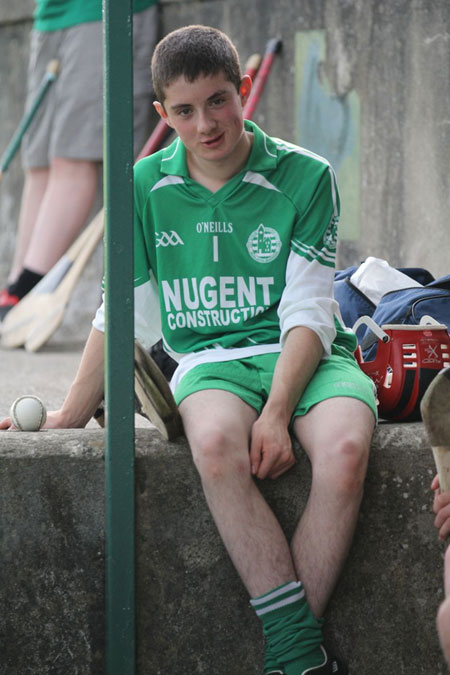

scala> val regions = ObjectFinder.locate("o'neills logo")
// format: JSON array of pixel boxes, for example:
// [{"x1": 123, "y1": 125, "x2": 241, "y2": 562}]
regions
[
  {"x1": 247, "y1": 224, "x2": 282, "y2": 263},
  {"x1": 161, "y1": 275, "x2": 274, "y2": 330}
]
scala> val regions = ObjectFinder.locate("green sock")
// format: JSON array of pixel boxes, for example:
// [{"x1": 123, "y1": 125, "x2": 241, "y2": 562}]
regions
[{"x1": 251, "y1": 581, "x2": 324, "y2": 675}]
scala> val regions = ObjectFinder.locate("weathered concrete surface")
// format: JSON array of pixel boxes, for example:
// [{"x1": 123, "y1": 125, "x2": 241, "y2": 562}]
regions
[
  {"x1": 0, "y1": 0, "x2": 34, "y2": 24},
  {"x1": 0, "y1": 423, "x2": 447, "y2": 674}
]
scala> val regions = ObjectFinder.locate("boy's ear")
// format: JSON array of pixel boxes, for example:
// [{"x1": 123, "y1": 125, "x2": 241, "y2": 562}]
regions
[
  {"x1": 153, "y1": 101, "x2": 174, "y2": 128},
  {"x1": 239, "y1": 75, "x2": 252, "y2": 107}
]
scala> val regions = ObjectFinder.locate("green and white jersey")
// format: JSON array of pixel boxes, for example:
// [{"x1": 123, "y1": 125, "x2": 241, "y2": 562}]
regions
[{"x1": 93, "y1": 120, "x2": 356, "y2": 385}]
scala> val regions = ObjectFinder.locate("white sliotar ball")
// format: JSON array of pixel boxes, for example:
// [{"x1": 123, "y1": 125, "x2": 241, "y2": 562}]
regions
[{"x1": 10, "y1": 395, "x2": 47, "y2": 431}]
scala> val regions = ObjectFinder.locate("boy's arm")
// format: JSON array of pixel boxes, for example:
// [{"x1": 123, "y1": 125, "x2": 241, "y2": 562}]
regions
[
  {"x1": 249, "y1": 164, "x2": 341, "y2": 478},
  {"x1": 56, "y1": 326, "x2": 105, "y2": 427},
  {"x1": 250, "y1": 325, "x2": 323, "y2": 480},
  {"x1": 49, "y1": 326, "x2": 105, "y2": 428}
]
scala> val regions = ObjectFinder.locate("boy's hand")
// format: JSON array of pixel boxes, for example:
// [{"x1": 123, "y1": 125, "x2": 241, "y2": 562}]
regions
[
  {"x1": 0, "y1": 410, "x2": 70, "y2": 431},
  {"x1": 250, "y1": 411, "x2": 295, "y2": 480},
  {"x1": 0, "y1": 416, "x2": 15, "y2": 430},
  {"x1": 432, "y1": 475, "x2": 450, "y2": 541}
]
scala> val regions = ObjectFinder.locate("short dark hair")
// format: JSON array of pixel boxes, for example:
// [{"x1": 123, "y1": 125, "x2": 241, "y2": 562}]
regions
[{"x1": 151, "y1": 25, "x2": 242, "y2": 104}]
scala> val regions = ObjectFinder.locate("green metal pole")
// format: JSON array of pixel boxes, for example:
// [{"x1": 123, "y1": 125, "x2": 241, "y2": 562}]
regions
[{"x1": 103, "y1": 1, "x2": 136, "y2": 673}]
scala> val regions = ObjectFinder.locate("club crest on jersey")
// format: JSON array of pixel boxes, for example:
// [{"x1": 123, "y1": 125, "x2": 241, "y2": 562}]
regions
[
  {"x1": 155, "y1": 231, "x2": 184, "y2": 247},
  {"x1": 247, "y1": 224, "x2": 281, "y2": 263},
  {"x1": 323, "y1": 216, "x2": 338, "y2": 249}
]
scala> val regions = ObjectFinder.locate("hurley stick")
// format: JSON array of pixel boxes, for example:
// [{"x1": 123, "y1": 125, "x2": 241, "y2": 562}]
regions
[
  {"x1": 0, "y1": 60, "x2": 60, "y2": 183},
  {"x1": 243, "y1": 38, "x2": 282, "y2": 119},
  {"x1": 421, "y1": 367, "x2": 450, "y2": 491},
  {"x1": 1, "y1": 211, "x2": 104, "y2": 349},
  {"x1": 134, "y1": 340, "x2": 183, "y2": 440}
]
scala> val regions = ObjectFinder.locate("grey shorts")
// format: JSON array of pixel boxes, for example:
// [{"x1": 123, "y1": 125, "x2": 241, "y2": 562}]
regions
[{"x1": 22, "y1": 4, "x2": 158, "y2": 168}]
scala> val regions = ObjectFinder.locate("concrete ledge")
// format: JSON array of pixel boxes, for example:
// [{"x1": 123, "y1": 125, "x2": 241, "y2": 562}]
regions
[{"x1": 0, "y1": 424, "x2": 447, "y2": 674}]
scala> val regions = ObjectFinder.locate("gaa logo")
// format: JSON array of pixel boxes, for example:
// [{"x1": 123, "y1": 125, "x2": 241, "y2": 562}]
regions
[
  {"x1": 155, "y1": 230, "x2": 184, "y2": 247},
  {"x1": 247, "y1": 224, "x2": 282, "y2": 263}
]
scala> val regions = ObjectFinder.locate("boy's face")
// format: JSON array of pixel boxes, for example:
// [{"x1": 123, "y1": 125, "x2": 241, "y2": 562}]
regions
[{"x1": 154, "y1": 71, "x2": 251, "y2": 167}]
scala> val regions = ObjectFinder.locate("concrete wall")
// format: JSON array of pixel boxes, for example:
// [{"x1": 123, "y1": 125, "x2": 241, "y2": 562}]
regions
[
  {"x1": 0, "y1": 423, "x2": 448, "y2": 674},
  {"x1": 0, "y1": 0, "x2": 449, "y2": 339},
  {"x1": 0, "y1": 0, "x2": 34, "y2": 284}
]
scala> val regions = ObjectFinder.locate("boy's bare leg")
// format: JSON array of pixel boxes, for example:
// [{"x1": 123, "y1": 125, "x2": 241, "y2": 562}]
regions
[
  {"x1": 291, "y1": 397, "x2": 375, "y2": 617},
  {"x1": 22, "y1": 157, "x2": 100, "y2": 275},
  {"x1": 9, "y1": 167, "x2": 49, "y2": 282},
  {"x1": 179, "y1": 389, "x2": 297, "y2": 597}
]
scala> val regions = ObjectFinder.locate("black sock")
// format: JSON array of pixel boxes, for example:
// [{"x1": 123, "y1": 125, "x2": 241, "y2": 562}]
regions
[{"x1": 8, "y1": 268, "x2": 43, "y2": 299}]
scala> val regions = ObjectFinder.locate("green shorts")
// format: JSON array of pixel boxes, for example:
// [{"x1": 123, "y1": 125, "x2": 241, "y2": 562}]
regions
[{"x1": 174, "y1": 351, "x2": 378, "y2": 421}]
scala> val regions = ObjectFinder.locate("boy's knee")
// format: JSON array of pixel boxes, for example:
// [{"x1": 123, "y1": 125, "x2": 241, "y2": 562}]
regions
[
  {"x1": 191, "y1": 428, "x2": 250, "y2": 483},
  {"x1": 315, "y1": 435, "x2": 369, "y2": 496},
  {"x1": 339, "y1": 437, "x2": 369, "y2": 492}
]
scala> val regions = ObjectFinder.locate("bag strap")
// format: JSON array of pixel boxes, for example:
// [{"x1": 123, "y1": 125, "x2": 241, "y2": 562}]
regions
[{"x1": 427, "y1": 275, "x2": 450, "y2": 291}]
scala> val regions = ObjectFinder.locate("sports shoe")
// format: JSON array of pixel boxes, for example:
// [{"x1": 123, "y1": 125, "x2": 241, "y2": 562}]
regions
[
  {"x1": 0, "y1": 288, "x2": 19, "y2": 321},
  {"x1": 266, "y1": 646, "x2": 348, "y2": 675}
]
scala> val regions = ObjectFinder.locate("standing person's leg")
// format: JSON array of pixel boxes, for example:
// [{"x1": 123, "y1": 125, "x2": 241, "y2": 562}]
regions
[
  {"x1": 8, "y1": 167, "x2": 49, "y2": 282},
  {"x1": 1, "y1": 28, "x2": 54, "y2": 306},
  {"x1": 0, "y1": 24, "x2": 103, "y2": 316},
  {"x1": 5, "y1": 6, "x2": 156, "y2": 288},
  {"x1": 22, "y1": 20, "x2": 104, "y2": 276},
  {"x1": 291, "y1": 397, "x2": 375, "y2": 618},
  {"x1": 2, "y1": 158, "x2": 99, "y2": 317},
  {"x1": 22, "y1": 157, "x2": 99, "y2": 274}
]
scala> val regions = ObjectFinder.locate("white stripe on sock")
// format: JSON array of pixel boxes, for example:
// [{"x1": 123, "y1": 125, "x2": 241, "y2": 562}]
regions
[
  {"x1": 250, "y1": 581, "x2": 301, "y2": 607},
  {"x1": 253, "y1": 590, "x2": 306, "y2": 617}
]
